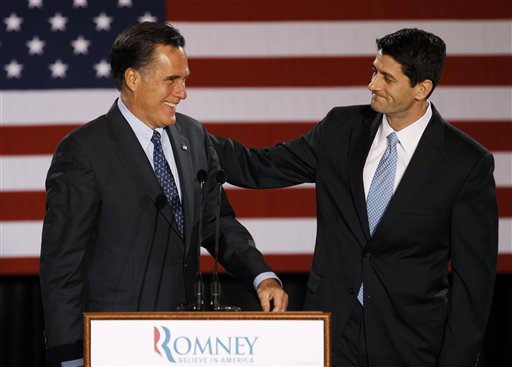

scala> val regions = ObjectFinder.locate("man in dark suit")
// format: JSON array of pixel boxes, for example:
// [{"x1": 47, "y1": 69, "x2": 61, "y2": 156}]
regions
[
  {"x1": 212, "y1": 28, "x2": 498, "y2": 366},
  {"x1": 40, "y1": 22, "x2": 287, "y2": 366}
]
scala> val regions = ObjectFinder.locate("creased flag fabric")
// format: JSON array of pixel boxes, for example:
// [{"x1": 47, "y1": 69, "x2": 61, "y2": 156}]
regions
[{"x1": 1, "y1": 0, "x2": 511, "y2": 274}]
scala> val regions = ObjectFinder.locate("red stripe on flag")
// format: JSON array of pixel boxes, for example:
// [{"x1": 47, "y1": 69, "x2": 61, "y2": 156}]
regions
[
  {"x1": 227, "y1": 188, "x2": 316, "y2": 218},
  {"x1": 0, "y1": 123, "x2": 315, "y2": 156},
  {"x1": 166, "y1": 0, "x2": 512, "y2": 21},
  {"x1": 0, "y1": 125, "x2": 78, "y2": 156},
  {"x1": 2, "y1": 121, "x2": 510, "y2": 156},
  {"x1": 0, "y1": 257, "x2": 41, "y2": 275},
  {"x1": 0, "y1": 192, "x2": 45, "y2": 220},
  {"x1": 1, "y1": 187, "x2": 510, "y2": 221},
  {"x1": 1, "y1": 254, "x2": 511, "y2": 275},
  {"x1": 497, "y1": 188, "x2": 512, "y2": 217},
  {"x1": 206, "y1": 123, "x2": 315, "y2": 148},
  {"x1": 187, "y1": 56, "x2": 512, "y2": 88},
  {"x1": 452, "y1": 122, "x2": 512, "y2": 152},
  {"x1": 208, "y1": 122, "x2": 512, "y2": 151},
  {"x1": 444, "y1": 56, "x2": 512, "y2": 86}
]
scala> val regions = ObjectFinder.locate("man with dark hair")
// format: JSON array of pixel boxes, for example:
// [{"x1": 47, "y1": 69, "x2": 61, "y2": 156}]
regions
[
  {"x1": 40, "y1": 22, "x2": 287, "y2": 367},
  {"x1": 212, "y1": 28, "x2": 498, "y2": 366}
]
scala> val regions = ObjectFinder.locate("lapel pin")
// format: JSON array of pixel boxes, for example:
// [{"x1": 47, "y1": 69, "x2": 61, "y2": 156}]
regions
[{"x1": 181, "y1": 144, "x2": 188, "y2": 151}]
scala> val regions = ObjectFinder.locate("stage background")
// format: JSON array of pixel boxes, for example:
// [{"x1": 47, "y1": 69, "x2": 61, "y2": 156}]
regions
[{"x1": 1, "y1": 0, "x2": 510, "y2": 365}]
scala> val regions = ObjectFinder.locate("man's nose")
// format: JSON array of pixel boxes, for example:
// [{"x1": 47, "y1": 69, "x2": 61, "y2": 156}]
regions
[
  {"x1": 368, "y1": 73, "x2": 380, "y2": 92},
  {"x1": 175, "y1": 80, "x2": 187, "y2": 99}
]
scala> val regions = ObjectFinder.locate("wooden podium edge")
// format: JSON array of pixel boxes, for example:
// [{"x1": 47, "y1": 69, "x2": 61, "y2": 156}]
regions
[{"x1": 84, "y1": 311, "x2": 331, "y2": 366}]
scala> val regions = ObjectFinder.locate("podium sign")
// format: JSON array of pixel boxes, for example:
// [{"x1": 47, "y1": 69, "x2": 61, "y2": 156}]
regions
[{"x1": 84, "y1": 312, "x2": 330, "y2": 367}]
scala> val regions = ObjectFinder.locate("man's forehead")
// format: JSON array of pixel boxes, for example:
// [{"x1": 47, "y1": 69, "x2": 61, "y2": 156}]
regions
[{"x1": 373, "y1": 53, "x2": 402, "y2": 72}]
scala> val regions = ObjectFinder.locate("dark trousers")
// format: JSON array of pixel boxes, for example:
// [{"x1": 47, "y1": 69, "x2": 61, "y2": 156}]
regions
[{"x1": 334, "y1": 304, "x2": 369, "y2": 367}]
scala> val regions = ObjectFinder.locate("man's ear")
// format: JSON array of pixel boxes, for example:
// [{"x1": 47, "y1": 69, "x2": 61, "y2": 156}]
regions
[
  {"x1": 124, "y1": 68, "x2": 139, "y2": 92},
  {"x1": 415, "y1": 79, "x2": 433, "y2": 101}
]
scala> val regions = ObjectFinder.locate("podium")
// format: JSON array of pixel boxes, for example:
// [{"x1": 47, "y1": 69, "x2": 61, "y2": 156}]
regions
[{"x1": 84, "y1": 311, "x2": 330, "y2": 366}]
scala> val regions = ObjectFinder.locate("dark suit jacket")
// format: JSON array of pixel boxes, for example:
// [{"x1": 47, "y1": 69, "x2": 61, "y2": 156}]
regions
[
  {"x1": 40, "y1": 102, "x2": 272, "y2": 363},
  {"x1": 211, "y1": 104, "x2": 498, "y2": 367}
]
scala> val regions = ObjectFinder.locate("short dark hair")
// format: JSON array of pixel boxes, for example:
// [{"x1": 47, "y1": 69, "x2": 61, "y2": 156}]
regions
[
  {"x1": 109, "y1": 22, "x2": 186, "y2": 91},
  {"x1": 376, "y1": 28, "x2": 446, "y2": 97}
]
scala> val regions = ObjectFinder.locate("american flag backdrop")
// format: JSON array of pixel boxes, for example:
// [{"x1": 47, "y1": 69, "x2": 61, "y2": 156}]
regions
[{"x1": 0, "y1": 0, "x2": 511, "y2": 274}]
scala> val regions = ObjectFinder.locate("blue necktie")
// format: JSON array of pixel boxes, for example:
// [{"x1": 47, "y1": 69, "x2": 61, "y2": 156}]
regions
[
  {"x1": 151, "y1": 130, "x2": 184, "y2": 237},
  {"x1": 358, "y1": 132, "x2": 399, "y2": 305}
]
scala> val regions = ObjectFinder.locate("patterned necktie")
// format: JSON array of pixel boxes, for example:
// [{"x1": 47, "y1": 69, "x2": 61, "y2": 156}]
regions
[
  {"x1": 151, "y1": 130, "x2": 184, "y2": 237},
  {"x1": 358, "y1": 131, "x2": 399, "y2": 305},
  {"x1": 366, "y1": 131, "x2": 399, "y2": 235}
]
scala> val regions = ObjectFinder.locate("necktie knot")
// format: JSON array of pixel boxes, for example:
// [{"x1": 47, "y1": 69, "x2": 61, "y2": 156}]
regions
[
  {"x1": 151, "y1": 130, "x2": 162, "y2": 147},
  {"x1": 387, "y1": 131, "x2": 399, "y2": 147}
]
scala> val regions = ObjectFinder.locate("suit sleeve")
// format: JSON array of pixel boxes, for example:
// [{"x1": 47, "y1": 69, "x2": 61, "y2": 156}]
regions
[
  {"x1": 200, "y1": 132, "x2": 275, "y2": 292},
  {"x1": 40, "y1": 136, "x2": 99, "y2": 363},
  {"x1": 438, "y1": 152, "x2": 498, "y2": 367},
  {"x1": 209, "y1": 109, "x2": 334, "y2": 189}
]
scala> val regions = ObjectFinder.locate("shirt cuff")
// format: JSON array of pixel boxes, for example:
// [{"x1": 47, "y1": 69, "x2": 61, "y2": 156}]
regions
[
  {"x1": 253, "y1": 271, "x2": 282, "y2": 289},
  {"x1": 62, "y1": 358, "x2": 84, "y2": 367}
]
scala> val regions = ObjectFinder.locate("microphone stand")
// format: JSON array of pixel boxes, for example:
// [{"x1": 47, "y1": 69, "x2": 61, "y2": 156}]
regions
[
  {"x1": 177, "y1": 170, "x2": 208, "y2": 311},
  {"x1": 137, "y1": 194, "x2": 167, "y2": 311},
  {"x1": 210, "y1": 169, "x2": 241, "y2": 311}
]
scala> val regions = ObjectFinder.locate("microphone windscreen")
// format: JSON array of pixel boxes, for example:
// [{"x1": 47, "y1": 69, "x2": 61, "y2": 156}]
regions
[
  {"x1": 196, "y1": 169, "x2": 208, "y2": 183},
  {"x1": 215, "y1": 169, "x2": 227, "y2": 184},
  {"x1": 154, "y1": 194, "x2": 167, "y2": 209}
]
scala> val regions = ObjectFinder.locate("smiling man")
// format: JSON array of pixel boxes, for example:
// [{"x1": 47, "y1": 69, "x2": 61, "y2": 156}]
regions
[
  {"x1": 40, "y1": 22, "x2": 287, "y2": 367},
  {"x1": 211, "y1": 28, "x2": 498, "y2": 366}
]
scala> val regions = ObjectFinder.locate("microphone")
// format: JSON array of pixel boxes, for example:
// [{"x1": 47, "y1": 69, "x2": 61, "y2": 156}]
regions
[
  {"x1": 177, "y1": 169, "x2": 208, "y2": 311},
  {"x1": 137, "y1": 193, "x2": 167, "y2": 311},
  {"x1": 211, "y1": 169, "x2": 241, "y2": 311}
]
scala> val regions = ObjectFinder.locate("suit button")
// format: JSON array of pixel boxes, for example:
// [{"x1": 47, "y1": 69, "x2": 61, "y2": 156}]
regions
[
  {"x1": 348, "y1": 288, "x2": 356, "y2": 295},
  {"x1": 363, "y1": 252, "x2": 372, "y2": 260}
]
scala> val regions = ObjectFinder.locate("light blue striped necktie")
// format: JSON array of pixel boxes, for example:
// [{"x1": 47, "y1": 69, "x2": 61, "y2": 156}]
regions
[{"x1": 357, "y1": 131, "x2": 399, "y2": 305}]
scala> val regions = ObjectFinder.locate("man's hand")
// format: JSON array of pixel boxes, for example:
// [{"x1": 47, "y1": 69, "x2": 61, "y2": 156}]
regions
[{"x1": 256, "y1": 278, "x2": 288, "y2": 312}]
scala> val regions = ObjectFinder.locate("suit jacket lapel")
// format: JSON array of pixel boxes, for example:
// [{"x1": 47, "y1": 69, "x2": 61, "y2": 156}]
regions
[
  {"x1": 106, "y1": 102, "x2": 179, "y2": 233},
  {"x1": 165, "y1": 124, "x2": 194, "y2": 253},
  {"x1": 347, "y1": 114, "x2": 380, "y2": 246},
  {"x1": 371, "y1": 105, "x2": 445, "y2": 240}
]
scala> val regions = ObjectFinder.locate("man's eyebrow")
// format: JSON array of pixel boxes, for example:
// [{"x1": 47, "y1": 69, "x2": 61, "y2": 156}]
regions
[
  {"x1": 372, "y1": 64, "x2": 397, "y2": 80},
  {"x1": 163, "y1": 72, "x2": 190, "y2": 81},
  {"x1": 164, "y1": 75, "x2": 179, "y2": 81}
]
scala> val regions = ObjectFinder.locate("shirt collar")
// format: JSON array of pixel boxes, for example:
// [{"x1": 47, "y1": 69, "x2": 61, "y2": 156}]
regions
[
  {"x1": 378, "y1": 102, "x2": 432, "y2": 156},
  {"x1": 117, "y1": 98, "x2": 164, "y2": 147}
]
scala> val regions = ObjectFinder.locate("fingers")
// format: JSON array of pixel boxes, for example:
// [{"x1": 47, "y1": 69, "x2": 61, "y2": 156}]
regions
[
  {"x1": 257, "y1": 278, "x2": 289, "y2": 312},
  {"x1": 269, "y1": 288, "x2": 288, "y2": 312},
  {"x1": 260, "y1": 292, "x2": 271, "y2": 312}
]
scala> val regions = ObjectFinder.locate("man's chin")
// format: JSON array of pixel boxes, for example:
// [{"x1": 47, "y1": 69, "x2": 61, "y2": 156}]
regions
[
  {"x1": 162, "y1": 117, "x2": 177, "y2": 126},
  {"x1": 370, "y1": 101, "x2": 384, "y2": 113}
]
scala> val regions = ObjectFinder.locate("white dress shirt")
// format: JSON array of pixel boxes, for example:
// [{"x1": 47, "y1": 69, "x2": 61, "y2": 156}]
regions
[
  {"x1": 363, "y1": 103, "x2": 432, "y2": 199},
  {"x1": 118, "y1": 98, "x2": 183, "y2": 199}
]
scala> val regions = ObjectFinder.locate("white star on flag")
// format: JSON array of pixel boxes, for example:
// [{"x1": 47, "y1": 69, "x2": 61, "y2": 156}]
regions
[
  {"x1": 4, "y1": 60, "x2": 23, "y2": 78},
  {"x1": 94, "y1": 59, "x2": 111, "y2": 78},
  {"x1": 71, "y1": 36, "x2": 90, "y2": 55},
  {"x1": 138, "y1": 12, "x2": 157, "y2": 23},
  {"x1": 49, "y1": 59, "x2": 68, "y2": 78},
  {"x1": 28, "y1": 0, "x2": 43, "y2": 9},
  {"x1": 118, "y1": 0, "x2": 132, "y2": 8},
  {"x1": 73, "y1": 0, "x2": 88, "y2": 8},
  {"x1": 93, "y1": 12, "x2": 113, "y2": 31},
  {"x1": 27, "y1": 36, "x2": 46, "y2": 55},
  {"x1": 49, "y1": 13, "x2": 68, "y2": 31},
  {"x1": 4, "y1": 13, "x2": 23, "y2": 32}
]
